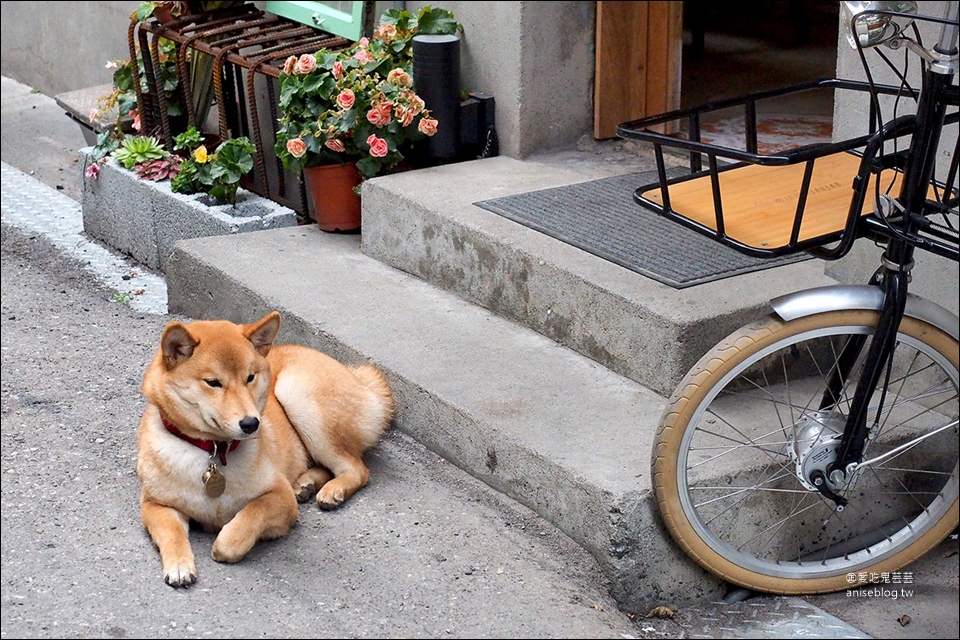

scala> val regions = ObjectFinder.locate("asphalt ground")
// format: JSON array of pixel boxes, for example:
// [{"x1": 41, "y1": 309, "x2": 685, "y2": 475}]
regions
[
  {"x1": 1, "y1": 180, "x2": 671, "y2": 639},
  {"x1": 2, "y1": 74, "x2": 958, "y2": 639}
]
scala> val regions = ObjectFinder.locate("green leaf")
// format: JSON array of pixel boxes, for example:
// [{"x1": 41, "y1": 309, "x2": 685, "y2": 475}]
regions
[
  {"x1": 302, "y1": 73, "x2": 328, "y2": 93},
  {"x1": 92, "y1": 132, "x2": 120, "y2": 161},
  {"x1": 417, "y1": 8, "x2": 461, "y2": 35},
  {"x1": 279, "y1": 80, "x2": 298, "y2": 108},
  {"x1": 355, "y1": 155, "x2": 382, "y2": 179},
  {"x1": 379, "y1": 8, "x2": 413, "y2": 31},
  {"x1": 173, "y1": 126, "x2": 203, "y2": 151},
  {"x1": 235, "y1": 153, "x2": 254, "y2": 175},
  {"x1": 338, "y1": 107, "x2": 358, "y2": 130},
  {"x1": 208, "y1": 161, "x2": 231, "y2": 181},
  {"x1": 113, "y1": 65, "x2": 135, "y2": 92},
  {"x1": 171, "y1": 160, "x2": 200, "y2": 194},
  {"x1": 117, "y1": 93, "x2": 138, "y2": 116},
  {"x1": 135, "y1": 2, "x2": 158, "y2": 22},
  {"x1": 195, "y1": 162, "x2": 217, "y2": 187},
  {"x1": 318, "y1": 50, "x2": 341, "y2": 68}
]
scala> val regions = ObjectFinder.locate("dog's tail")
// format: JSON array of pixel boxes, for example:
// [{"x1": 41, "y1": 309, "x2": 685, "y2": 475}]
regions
[{"x1": 350, "y1": 364, "x2": 395, "y2": 446}]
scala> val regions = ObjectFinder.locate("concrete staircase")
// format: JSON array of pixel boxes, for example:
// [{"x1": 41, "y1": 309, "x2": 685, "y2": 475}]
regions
[{"x1": 163, "y1": 153, "x2": 839, "y2": 615}]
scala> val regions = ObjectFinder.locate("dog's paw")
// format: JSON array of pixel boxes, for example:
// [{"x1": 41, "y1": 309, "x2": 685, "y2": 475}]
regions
[
  {"x1": 211, "y1": 525, "x2": 258, "y2": 564},
  {"x1": 294, "y1": 480, "x2": 316, "y2": 503},
  {"x1": 211, "y1": 538, "x2": 247, "y2": 564},
  {"x1": 163, "y1": 562, "x2": 197, "y2": 588},
  {"x1": 316, "y1": 486, "x2": 346, "y2": 511}
]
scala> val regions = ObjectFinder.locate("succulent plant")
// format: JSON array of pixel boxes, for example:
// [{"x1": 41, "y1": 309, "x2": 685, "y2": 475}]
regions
[{"x1": 114, "y1": 136, "x2": 168, "y2": 170}]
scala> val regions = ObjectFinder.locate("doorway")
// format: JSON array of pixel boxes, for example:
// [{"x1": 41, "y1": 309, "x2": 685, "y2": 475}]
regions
[
  {"x1": 593, "y1": 1, "x2": 840, "y2": 148},
  {"x1": 681, "y1": 1, "x2": 840, "y2": 151}
]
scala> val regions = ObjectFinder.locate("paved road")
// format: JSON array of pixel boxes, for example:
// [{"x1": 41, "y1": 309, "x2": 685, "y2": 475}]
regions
[
  {"x1": 2, "y1": 74, "x2": 958, "y2": 639},
  {"x1": 1, "y1": 79, "x2": 665, "y2": 640},
  {"x1": 1, "y1": 217, "x2": 673, "y2": 638}
]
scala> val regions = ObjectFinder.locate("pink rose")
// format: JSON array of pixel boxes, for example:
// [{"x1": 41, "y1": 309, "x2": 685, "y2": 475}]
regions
[
  {"x1": 283, "y1": 55, "x2": 297, "y2": 75},
  {"x1": 295, "y1": 54, "x2": 317, "y2": 75},
  {"x1": 366, "y1": 103, "x2": 393, "y2": 127},
  {"x1": 418, "y1": 118, "x2": 438, "y2": 136},
  {"x1": 353, "y1": 49, "x2": 375, "y2": 64},
  {"x1": 286, "y1": 137, "x2": 307, "y2": 158},
  {"x1": 366, "y1": 134, "x2": 388, "y2": 158},
  {"x1": 325, "y1": 138, "x2": 345, "y2": 152},
  {"x1": 336, "y1": 88, "x2": 355, "y2": 110},
  {"x1": 332, "y1": 60, "x2": 344, "y2": 80},
  {"x1": 387, "y1": 68, "x2": 412, "y2": 87},
  {"x1": 395, "y1": 104, "x2": 414, "y2": 127},
  {"x1": 409, "y1": 94, "x2": 426, "y2": 115}
]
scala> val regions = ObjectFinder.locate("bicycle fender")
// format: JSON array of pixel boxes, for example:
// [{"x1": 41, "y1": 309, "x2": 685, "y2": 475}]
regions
[{"x1": 770, "y1": 285, "x2": 960, "y2": 342}]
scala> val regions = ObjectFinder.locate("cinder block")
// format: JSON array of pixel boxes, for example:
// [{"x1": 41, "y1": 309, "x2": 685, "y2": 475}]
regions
[{"x1": 79, "y1": 147, "x2": 298, "y2": 272}]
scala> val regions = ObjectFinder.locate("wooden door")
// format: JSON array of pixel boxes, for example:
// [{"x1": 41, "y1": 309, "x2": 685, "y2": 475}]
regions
[{"x1": 594, "y1": 1, "x2": 683, "y2": 139}]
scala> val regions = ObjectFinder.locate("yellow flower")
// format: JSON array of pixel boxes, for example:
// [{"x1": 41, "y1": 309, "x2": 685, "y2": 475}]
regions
[{"x1": 193, "y1": 145, "x2": 208, "y2": 163}]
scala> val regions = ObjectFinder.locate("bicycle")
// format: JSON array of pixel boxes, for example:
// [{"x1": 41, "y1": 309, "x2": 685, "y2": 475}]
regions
[{"x1": 616, "y1": 1, "x2": 958, "y2": 594}]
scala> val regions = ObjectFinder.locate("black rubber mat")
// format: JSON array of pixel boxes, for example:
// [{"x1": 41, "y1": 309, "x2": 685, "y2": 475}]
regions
[{"x1": 474, "y1": 171, "x2": 810, "y2": 289}]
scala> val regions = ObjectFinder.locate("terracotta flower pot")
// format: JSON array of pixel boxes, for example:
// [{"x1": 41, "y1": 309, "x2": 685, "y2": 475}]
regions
[{"x1": 303, "y1": 162, "x2": 362, "y2": 233}]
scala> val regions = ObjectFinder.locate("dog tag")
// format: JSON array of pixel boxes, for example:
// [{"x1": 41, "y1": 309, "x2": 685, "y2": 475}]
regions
[{"x1": 202, "y1": 463, "x2": 226, "y2": 498}]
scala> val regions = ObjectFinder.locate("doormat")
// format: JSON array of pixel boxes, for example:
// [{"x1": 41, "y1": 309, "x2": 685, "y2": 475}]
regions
[{"x1": 473, "y1": 171, "x2": 811, "y2": 289}]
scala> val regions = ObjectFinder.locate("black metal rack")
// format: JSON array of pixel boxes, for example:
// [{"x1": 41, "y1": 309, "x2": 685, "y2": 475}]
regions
[
  {"x1": 128, "y1": 3, "x2": 354, "y2": 217},
  {"x1": 616, "y1": 78, "x2": 959, "y2": 261}
]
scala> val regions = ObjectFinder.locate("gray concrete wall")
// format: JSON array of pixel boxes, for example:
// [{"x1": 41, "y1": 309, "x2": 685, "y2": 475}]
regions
[
  {"x1": 406, "y1": 1, "x2": 596, "y2": 158},
  {"x1": 0, "y1": 1, "x2": 138, "y2": 96},
  {"x1": 1, "y1": 1, "x2": 597, "y2": 160},
  {"x1": 829, "y1": 1, "x2": 958, "y2": 315}
]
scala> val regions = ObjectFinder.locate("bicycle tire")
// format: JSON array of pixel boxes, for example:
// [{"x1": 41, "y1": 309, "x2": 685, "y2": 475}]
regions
[{"x1": 654, "y1": 310, "x2": 959, "y2": 594}]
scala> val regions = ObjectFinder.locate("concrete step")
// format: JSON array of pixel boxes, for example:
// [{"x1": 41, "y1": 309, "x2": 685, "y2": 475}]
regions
[
  {"x1": 164, "y1": 225, "x2": 724, "y2": 614},
  {"x1": 360, "y1": 156, "x2": 839, "y2": 397}
]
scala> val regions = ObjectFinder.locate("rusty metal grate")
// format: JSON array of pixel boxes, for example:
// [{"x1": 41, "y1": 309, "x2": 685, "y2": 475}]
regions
[{"x1": 128, "y1": 3, "x2": 355, "y2": 217}]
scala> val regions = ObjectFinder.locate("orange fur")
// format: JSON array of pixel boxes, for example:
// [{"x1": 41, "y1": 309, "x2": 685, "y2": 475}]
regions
[{"x1": 137, "y1": 311, "x2": 394, "y2": 586}]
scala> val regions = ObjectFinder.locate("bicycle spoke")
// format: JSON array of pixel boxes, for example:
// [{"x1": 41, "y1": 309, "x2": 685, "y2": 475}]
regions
[{"x1": 660, "y1": 304, "x2": 957, "y2": 588}]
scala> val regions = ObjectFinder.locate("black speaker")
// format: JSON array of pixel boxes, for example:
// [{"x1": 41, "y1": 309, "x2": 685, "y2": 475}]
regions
[{"x1": 413, "y1": 34, "x2": 461, "y2": 160}]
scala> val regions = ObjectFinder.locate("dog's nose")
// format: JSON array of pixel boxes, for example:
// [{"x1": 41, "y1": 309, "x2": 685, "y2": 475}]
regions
[{"x1": 239, "y1": 417, "x2": 260, "y2": 434}]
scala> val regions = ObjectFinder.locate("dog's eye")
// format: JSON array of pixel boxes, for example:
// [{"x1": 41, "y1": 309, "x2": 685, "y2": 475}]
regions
[
  {"x1": 204, "y1": 379, "x2": 222, "y2": 388},
  {"x1": 247, "y1": 373, "x2": 255, "y2": 383}
]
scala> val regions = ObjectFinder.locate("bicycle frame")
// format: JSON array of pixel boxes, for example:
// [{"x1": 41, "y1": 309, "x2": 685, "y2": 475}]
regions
[{"x1": 818, "y1": 3, "x2": 959, "y2": 501}]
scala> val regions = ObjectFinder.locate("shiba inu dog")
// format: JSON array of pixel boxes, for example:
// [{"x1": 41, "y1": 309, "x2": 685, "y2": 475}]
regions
[{"x1": 136, "y1": 311, "x2": 394, "y2": 587}]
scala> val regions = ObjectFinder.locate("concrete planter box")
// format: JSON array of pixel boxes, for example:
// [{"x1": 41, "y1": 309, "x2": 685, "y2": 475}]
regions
[{"x1": 80, "y1": 147, "x2": 298, "y2": 272}]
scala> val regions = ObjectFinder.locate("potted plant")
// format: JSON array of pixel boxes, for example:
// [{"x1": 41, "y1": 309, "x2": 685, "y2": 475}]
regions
[{"x1": 274, "y1": 6, "x2": 460, "y2": 232}]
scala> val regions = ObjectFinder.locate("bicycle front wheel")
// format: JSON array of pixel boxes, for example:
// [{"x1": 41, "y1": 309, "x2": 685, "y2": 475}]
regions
[{"x1": 654, "y1": 310, "x2": 959, "y2": 594}]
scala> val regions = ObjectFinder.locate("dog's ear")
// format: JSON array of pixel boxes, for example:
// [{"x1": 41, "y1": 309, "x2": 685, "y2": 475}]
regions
[
  {"x1": 160, "y1": 322, "x2": 199, "y2": 370},
  {"x1": 244, "y1": 311, "x2": 281, "y2": 357}
]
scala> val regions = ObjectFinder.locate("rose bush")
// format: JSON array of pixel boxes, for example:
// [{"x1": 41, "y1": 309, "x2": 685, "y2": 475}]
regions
[{"x1": 274, "y1": 6, "x2": 461, "y2": 181}]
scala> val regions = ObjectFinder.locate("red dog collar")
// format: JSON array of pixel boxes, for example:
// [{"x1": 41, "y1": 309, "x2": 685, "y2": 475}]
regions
[{"x1": 160, "y1": 415, "x2": 240, "y2": 465}]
